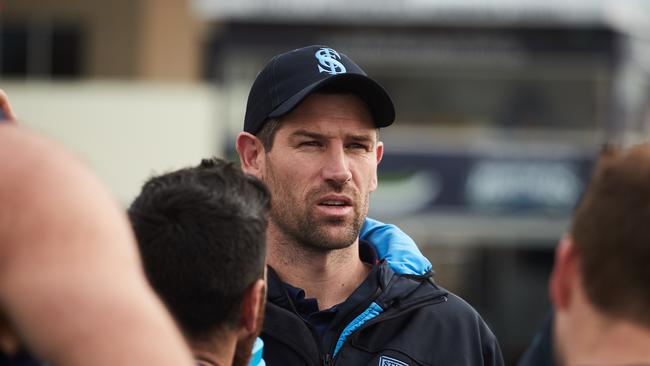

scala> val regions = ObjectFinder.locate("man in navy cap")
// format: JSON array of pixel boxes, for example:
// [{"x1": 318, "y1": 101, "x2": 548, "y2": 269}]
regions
[{"x1": 237, "y1": 45, "x2": 503, "y2": 366}]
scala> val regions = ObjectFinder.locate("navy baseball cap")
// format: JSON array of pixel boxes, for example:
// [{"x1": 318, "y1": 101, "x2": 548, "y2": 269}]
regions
[{"x1": 243, "y1": 45, "x2": 395, "y2": 134}]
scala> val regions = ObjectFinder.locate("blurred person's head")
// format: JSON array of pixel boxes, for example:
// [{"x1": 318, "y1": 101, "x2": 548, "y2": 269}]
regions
[
  {"x1": 0, "y1": 123, "x2": 195, "y2": 366},
  {"x1": 129, "y1": 158, "x2": 270, "y2": 366},
  {"x1": 550, "y1": 143, "x2": 650, "y2": 365}
]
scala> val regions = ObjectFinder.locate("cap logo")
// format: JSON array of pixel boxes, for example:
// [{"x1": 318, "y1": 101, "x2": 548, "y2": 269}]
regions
[{"x1": 315, "y1": 48, "x2": 347, "y2": 75}]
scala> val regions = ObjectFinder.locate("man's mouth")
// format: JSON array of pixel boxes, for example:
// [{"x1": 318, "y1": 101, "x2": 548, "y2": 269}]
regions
[
  {"x1": 318, "y1": 196, "x2": 352, "y2": 207},
  {"x1": 320, "y1": 200, "x2": 350, "y2": 207},
  {"x1": 315, "y1": 195, "x2": 353, "y2": 217}
]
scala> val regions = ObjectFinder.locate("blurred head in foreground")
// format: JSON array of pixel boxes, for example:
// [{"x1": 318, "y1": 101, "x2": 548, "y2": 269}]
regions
[
  {"x1": 550, "y1": 143, "x2": 650, "y2": 365},
  {"x1": 129, "y1": 158, "x2": 270, "y2": 366},
  {"x1": 0, "y1": 123, "x2": 194, "y2": 365}
]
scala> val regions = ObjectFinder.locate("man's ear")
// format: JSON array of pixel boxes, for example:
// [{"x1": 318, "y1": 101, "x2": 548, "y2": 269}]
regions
[
  {"x1": 238, "y1": 279, "x2": 265, "y2": 337},
  {"x1": 236, "y1": 132, "x2": 265, "y2": 178},
  {"x1": 549, "y1": 236, "x2": 579, "y2": 311},
  {"x1": 376, "y1": 141, "x2": 384, "y2": 165}
]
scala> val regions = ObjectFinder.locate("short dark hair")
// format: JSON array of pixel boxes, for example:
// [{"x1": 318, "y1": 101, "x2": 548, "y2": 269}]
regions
[
  {"x1": 256, "y1": 118, "x2": 282, "y2": 151},
  {"x1": 571, "y1": 143, "x2": 650, "y2": 326},
  {"x1": 128, "y1": 158, "x2": 270, "y2": 340}
]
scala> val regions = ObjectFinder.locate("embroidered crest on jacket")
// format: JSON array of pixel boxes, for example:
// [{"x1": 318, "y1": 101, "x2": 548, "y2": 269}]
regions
[{"x1": 379, "y1": 355, "x2": 409, "y2": 366}]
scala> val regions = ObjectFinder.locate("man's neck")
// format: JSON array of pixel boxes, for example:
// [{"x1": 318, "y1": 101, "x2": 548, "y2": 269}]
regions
[
  {"x1": 191, "y1": 331, "x2": 237, "y2": 366},
  {"x1": 556, "y1": 305, "x2": 650, "y2": 365},
  {"x1": 267, "y1": 226, "x2": 372, "y2": 310}
]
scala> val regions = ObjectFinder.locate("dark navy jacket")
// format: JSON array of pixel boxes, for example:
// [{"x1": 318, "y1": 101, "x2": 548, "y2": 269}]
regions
[
  {"x1": 0, "y1": 349, "x2": 42, "y2": 366},
  {"x1": 517, "y1": 312, "x2": 555, "y2": 366},
  {"x1": 262, "y1": 261, "x2": 504, "y2": 366}
]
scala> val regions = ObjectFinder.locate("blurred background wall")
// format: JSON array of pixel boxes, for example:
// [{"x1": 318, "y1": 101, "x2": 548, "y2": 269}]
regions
[{"x1": 2, "y1": 0, "x2": 650, "y2": 363}]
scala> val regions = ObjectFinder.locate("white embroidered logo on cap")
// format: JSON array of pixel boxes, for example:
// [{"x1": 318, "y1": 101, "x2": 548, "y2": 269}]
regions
[
  {"x1": 315, "y1": 48, "x2": 347, "y2": 75},
  {"x1": 378, "y1": 356, "x2": 409, "y2": 366}
]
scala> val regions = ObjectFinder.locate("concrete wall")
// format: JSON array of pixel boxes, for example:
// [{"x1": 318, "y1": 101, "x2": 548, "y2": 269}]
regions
[{"x1": 137, "y1": 0, "x2": 207, "y2": 81}]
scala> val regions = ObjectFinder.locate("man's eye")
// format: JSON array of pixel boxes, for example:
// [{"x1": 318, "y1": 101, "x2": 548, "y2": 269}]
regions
[
  {"x1": 300, "y1": 141, "x2": 322, "y2": 147},
  {"x1": 347, "y1": 143, "x2": 368, "y2": 150}
]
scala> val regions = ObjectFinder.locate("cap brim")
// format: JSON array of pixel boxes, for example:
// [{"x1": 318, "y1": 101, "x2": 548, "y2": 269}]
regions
[{"x1": 267, "y1": 73, "x2": 395, "y2": 128}]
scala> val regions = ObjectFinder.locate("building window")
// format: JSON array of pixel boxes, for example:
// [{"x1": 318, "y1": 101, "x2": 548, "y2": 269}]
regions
[{"x1": 0, "y1": 23, "x2": 83, "y2": 79}]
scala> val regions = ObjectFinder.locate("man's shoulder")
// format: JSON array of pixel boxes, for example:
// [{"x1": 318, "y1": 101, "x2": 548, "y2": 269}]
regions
[
  {"x1": 348, "y1": 277, "x2": 504, "y2": 366},
  {"x1": 390, "y1": 276, "x2": 496, "y2": 338},
  {"x1": 433, "y1": 287, "x2": 483, "y2": 320}
]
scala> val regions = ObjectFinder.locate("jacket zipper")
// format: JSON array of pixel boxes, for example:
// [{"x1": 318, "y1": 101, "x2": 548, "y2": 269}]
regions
[{"x1": 321, "y1": 283, "x2": 384, "y2": 365}]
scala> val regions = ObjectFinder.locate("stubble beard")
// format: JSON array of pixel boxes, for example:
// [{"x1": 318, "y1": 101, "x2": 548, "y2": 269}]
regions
[
  {"x1": 270, "y1": 199, "x2": 364, "y2": 252},
  {"x1": 265, "y1": 172, "x2": 367, "y2": 253}
]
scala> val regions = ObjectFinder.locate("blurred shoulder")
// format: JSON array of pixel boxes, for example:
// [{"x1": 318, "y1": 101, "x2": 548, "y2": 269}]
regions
[{"x1": 0, "y1": 125, "x2": 134, "y2": 260}]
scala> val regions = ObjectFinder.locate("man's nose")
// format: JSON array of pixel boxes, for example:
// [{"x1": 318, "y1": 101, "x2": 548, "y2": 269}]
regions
[{"x1": 322, "y1": 146, "x2": 352, "y2": 187}]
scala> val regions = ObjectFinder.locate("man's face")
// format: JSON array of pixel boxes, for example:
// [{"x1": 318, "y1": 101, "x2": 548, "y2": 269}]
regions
[{"x1": 261, "y1": 93, "x2": 383, "y2": 252}]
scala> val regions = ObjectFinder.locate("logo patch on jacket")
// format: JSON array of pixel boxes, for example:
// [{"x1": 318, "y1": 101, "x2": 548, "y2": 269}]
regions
[{"x1": 379, "y1": 356, "x2": 409, "y2": 366}]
